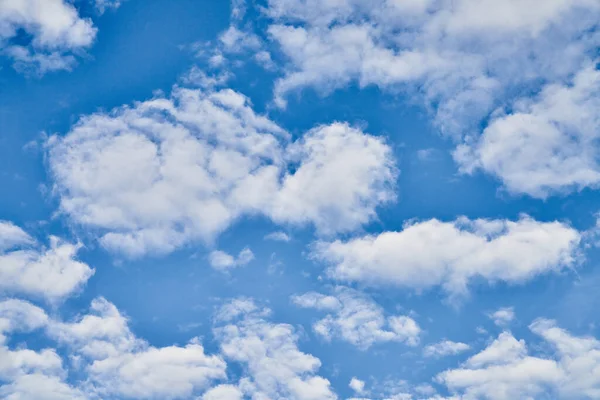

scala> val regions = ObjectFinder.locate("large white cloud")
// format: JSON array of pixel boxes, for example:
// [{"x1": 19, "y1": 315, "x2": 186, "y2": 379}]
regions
[
  {"x1": 214, "y1": 298, "x2": 338, "y2": 400},
  {"x1": 48, "y1": 87, "x2": 397, "y2": 257},
  {"x1": 49, "y1": 297, "x2": 227, "y2": 399},
  {"x1": 263, "y1": 0, "x2": 600, "y2": 197},
  {"x1": 0, "y1": 299, "x2": 85, "y2": 400},
  {"x1": 312, "y1": 216, "x2": 581, "y2": 298},
  {"x1": 0, "y1": 221, "x2": 94, "y2": 302},
  {"x1": 291, "y1": 286, "x2": 420, "y2": 349},
  {"x1": 455, "y1": 65, "x2": 600, "y2": 197},
  {"x1": 0, "y1": 0, "x2": 97, "y2": 73},
  {"x1": 437, "y1": 319, "x2": 600, "y2": 399},
  {"x1": 266, "y1": 0, "x2": 599, "y2": 126}
]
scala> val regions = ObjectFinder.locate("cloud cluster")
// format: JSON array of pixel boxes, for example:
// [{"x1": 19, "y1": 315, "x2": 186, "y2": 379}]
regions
[
  {"x1": 312, "y1": 216, "x2": 581, "y2": 298},
  {"x1": 48, "y1": 87, "x2": 397, "y2": 257},
  {"x1": 0, "y1": 283, "x2": 341, "y2": 400},
  {"x1": 292, "y1": 286, "x2": 420, "y2": 349},
  {"x1": 0, "y1": 0, "x2": 98, "y2": 74},
  {"x1": 50, "y1": 298, "x2": 227, "y2": 399},
  {"x1": 0, "y1": 221, "x2": 94, "y2": 302},
  {"x1": 455, "y1": 65, "x2": 600, "y2": 197},
  {"x1": 263, "y1": 0, "x2": 600, "y2": 197},
  {"x1": 214, "y1": 298, "x2": 338, "y2": 399},
  {"x1": 437, "y1": 319, "x2": 600, "y2": 399}
]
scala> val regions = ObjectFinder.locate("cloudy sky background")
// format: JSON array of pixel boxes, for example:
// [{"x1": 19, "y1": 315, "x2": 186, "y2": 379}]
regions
[{"x1": 1, "y1": 0, "x2": 600, "y2": 399}]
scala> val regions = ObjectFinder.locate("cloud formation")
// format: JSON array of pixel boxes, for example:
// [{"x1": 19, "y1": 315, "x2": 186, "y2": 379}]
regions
[
  {"x1": 214, "y1": 298, "x2": 338, "y2": 400},
  {"x1": 437, "y1": 319, "x2": 600, "y2": 399},
  {"x1": 292, "y1": 286, "x2": 420, "y2": 349},
  {"x1": 312, "y1": 216, "x2": 581, "y2": 298},
  {"x1": 263, "y1": 0, "x2": 600, "y2": 197},
  {"x1": 0, "y1": 221, "x2": 94, "y2": 302},
  {"x1": 0, "y1": 0, "x2": 98, "y2": 73},
  {"x1": 48, "y1": 87, "x2": 397, "y2": 257}
]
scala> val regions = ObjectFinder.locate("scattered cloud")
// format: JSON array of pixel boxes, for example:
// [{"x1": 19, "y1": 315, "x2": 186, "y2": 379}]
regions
[
  {"x1": 488, "y1": 307, "x2": 515, "y2": 327},
  {"x1": 292, "y1": 287, "x2": 420, "y2": 349},
  {"x1": 262, "y1": 0, "x2": 600, "y2": 198},
  {"x1": 436, "y1": 318, "x2": 600, "y2": 399},
  {"x1": 214, "y1": 298, "x2": 338, "y2": 400},
  {"x1": 264, "y1": 231, "x2": 291, "y2": 242},
  {"x1": 209, "y1": 248, "x2": 254, "y2": 272},
  {"x1": 455, "y1": 65, "x2": 600, "y2": 198},
  {"x1": 0, "y1": 221, "x2": 94, "y2": 302},
  {"x1": 424, "y1": 340, "x2": 471, "y2": 358},
  {"x1": 0, "y1": 0, "x2": 98, "y2": 74},
  {"x1": 349, "y1": 377, "x2": 366, "y2": 395}
]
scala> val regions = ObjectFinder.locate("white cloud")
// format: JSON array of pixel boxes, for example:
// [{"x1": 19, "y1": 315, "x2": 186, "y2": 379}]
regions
[
  {"x1": 423, "y1": 340, "x2": 470, "y2": 358},
  {"x1": 87, "y1": 339, "x2": 227, "y2": 399},
  {"x1": 264, "y1": 231, "x2": 291, "y2": 242},
  {"x1": 488, "y1": 307, "x2": 515, "y2": 327},
  {"x1": 48, "y1": 87, "x2": 396, "y2": 257},
  {"x1": 291, "y1": 287, "x2": 420, "y2": 349},
  {"x1": 209, "y1": 248, "x2": 254, "y2": 272},
  {"x1": 0, "y1": 222, "x2": 94, "y2": 302},
  {"x1": 349, "y1": 377, "x2": 366, "y2": 395},
  {"x1": 180, "y1": 65, "x2": 232, "y2": 89},
  {"x1": 265, "y1": 0, "x2": 599, "y2": 131},
  {"x1": 0, "y1": 373, "x2": 87, "y2": 400},
  {"x1": 0, "y1": 0, "x2": 97, "y2": 73},
  {"x1": 94, "y1": 0, "x2": 124, "y2": 14},
  {"x1": 202, "y1": 384, "x2": 243, "y2": 400},
  {"x1": 214, "y1": 298, "x2": 337, "y2": 400},
  {"x1": 49, "y1": 297, "x2": 227, "y2": 399},
  {"x1": 436, "y1": 319, "x2": 600, "y2": 399},
  {"x1": 263, "y1": 0, "x2": 600, "y2": 197},
  {"x1": 0, "y1": 299, "x2": 84, "y2": 400},
  {"x1": 271, "y1": 123, "x2": 396, "y2": 234},
  {"x1": 312, "y1": 216, "x2": 580, "y2": 298},
  {"x1": 455, "y1": 65, "x2": 600, "y2": 198},
  {"x1": 0, "y1": 299, "x2": 48, "y2": 339}
]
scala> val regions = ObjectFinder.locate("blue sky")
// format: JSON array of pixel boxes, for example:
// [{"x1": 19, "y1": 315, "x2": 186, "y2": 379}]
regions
[{"x1": 1, "y1": 1, "x2": 600, "y2": 399}]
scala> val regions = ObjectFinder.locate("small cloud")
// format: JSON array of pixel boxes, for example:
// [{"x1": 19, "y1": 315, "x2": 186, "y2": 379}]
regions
[
  {"x1": 180, "y1": 65, "x2": 231, "y2": 89},
  {"x1": 349, "y1": 377, "x2": 366, "y2": 395},
  {"x1": 423, "y1": 340, "x2": 470, "y2": 358},
  {"x1": 476, "y1": 326, "x2": 488, "y2": 335},
  {"x1": 208, "y1": 247, "x2": 254, "y2": 272},
  {"x1": 264, "y1": 231, "x2": 291, "y2": 242},
  {"x1": 255, "y1": 50, "x2": 276, "y2": 70},
  {"x1": 177, "y1": 322, "x2": 202, "y2": 332},
  {"x1": 416, "y1": 148, "x2": 437, "y2": 161},
  {"x1": 489, "y1": 307, "x2": 515, "y2": 327}
]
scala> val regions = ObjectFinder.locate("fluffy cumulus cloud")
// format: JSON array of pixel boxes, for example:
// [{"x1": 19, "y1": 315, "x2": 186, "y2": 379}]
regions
[
  {"x1": 488, "y1": 307, "x2": 515, "y2": 327},
  {"x1": 291, "y1": 286, "x2": 420, "y2": 349},
  {"x1": 0, "y1": 299, "x2": 85, "y2": 400},
  {"x1": 312, "y1": 216, "x2": 581, "y2": 298},
  {"x1": 214, "y1": 298, "x2": 338, "y2": 400},
  {"x1": 47, "y1": 87, "x2": 396, "y2": 257},
  {"x1": 263, "y1": 0, "x2": 600, "y2": 197},
  {"x1": 0, "y1": 0, "x2": 98, "y2": 73},
  {"x1": 49, "y1": 297, "x2": 227, "y2": 399},
  {"x1": 455, "y1": 65, "x2": 600, "y2": 197},
  {"x1": 209, "y1": 247, "x2": 254, "y2": 272},
  {"x1": 0, "y1": 221, "x2": 94, "y2": 302},
  {"x1": 436, "y1": 319, "x2": 600, "y2": 399}
]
